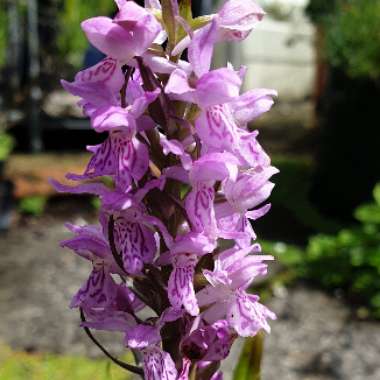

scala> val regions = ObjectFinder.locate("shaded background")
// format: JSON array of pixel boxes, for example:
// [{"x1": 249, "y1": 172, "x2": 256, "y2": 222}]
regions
[{"x1": 1, "y1": 0, "x2": 380, "y2": 379}]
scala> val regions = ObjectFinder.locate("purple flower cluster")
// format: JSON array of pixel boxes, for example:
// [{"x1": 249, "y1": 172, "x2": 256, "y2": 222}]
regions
[{"x1": 52, "y1": 1, "x2": 278, "y2": 378}]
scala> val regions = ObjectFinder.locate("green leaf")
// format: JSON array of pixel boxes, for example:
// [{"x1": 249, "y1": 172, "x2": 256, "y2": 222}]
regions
[
  {"x1": 190, "y1": 15, "x2": 213, "y2": 31},
  {"x1": 178, "y1": 0, "x2": 192, "y2": 23},
  {"x1": 354, "y1": 204, "x2": 380, "y2": 224},
  {"x1": 373, "y1": 183, "x2": 380, "y2": 206},
  {"x1": 161, "y1": 0, "x2": 178, "y2": 51},
  {"x1": 233, "y1": 333, "x2": 264, "y2": 380}
]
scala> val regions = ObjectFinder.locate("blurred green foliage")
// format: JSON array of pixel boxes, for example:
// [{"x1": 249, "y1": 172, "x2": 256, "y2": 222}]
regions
[
  {"x1": 265, "y1": 183, "x2": 380, "y2": 319},
  {"x1": 0, "y1": 1, "x2": 116, "y2": 70},
  {"x1": 57, "y1": 0, "x2": 116, "y2": 68},
  {"x1": 307, "y1": 0, "x2": 380, "y2": 80},
  {"x1": 0, "y1": 343, "x2": 131, "y2": 380},
  {"x1": 91, "y1": 196, "x2": 101, "y2": 211},
  {"x1": 0, "y1": 133, "x2": 14, "y2": 161},
  {"x1": 19, "y1": 195, "x2": 47, "y2": 216},
  {"x1": 324, "y1": 0, "x2": 380, "y2": 80}
]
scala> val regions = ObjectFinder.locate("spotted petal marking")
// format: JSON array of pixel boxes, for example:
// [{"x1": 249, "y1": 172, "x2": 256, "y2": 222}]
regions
[
  {"x1": 114, "y1": 216, "x2": 156, "y2": 274},
  {"x1": 75, "y1": 57, "x2": 123, "y2": 93},
  {"x1": 195, "y1": 104, "x2": 238, "y2": 151},
  {"x1": 227, "y1": 290, "x2": 276, "y2": 337},
  {"x1": 185, "y1": 184, "x2": 216, "y2": 236},
  {"x1": 67, "y1": 132, "x2": 148, "y2": 193},
  {"x1": 85, "y1": 138, "x2": 116, "y2": 179},
  {"x1": 168, "y1": 254, "x2": 199, "y2": 316},
  {"x1": 115, "y1": 134, "x2": 149, "y2": 191},
  {"x1": 236, "y1": 131, "x2": 271, "y2": 168},
  {"x1": 181, "y1": 320, "x2": 233, "y2": 362},
  {"x1": 143, "y1": 346, "x2": 178, "y2": 380},
  {"x1": 70, "y1": 268, "x2": 117, "y2": 310}
]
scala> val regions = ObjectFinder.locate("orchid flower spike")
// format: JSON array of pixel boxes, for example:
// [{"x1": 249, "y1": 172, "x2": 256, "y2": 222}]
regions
[{"x1": 54, "y1": 0, "x2": 278, "y2": 378}]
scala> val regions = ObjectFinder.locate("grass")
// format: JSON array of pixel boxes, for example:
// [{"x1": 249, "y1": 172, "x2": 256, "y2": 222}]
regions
[{"x1": 0, "y1": 344, "x2": 132, "y2": 380}]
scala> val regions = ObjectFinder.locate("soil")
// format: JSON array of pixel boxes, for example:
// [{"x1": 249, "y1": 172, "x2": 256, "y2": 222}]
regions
[{"x1": 0, "y1": 212, "x2": 379, "y2": 379}]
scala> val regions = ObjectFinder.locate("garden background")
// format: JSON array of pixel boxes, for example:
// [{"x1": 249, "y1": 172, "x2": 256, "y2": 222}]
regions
[{"x1": 1, "y1": 0, "x2": 380, "y2": 379}]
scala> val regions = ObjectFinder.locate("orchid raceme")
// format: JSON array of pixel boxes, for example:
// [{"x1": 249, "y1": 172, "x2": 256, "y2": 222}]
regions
[{"x1": 53, "y1": 0, "x2": 278, "y2": 378}]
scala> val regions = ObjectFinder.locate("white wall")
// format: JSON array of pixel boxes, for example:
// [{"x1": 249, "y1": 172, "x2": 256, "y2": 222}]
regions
[{"x1": 214, "y1": 1, "x2": 316, "y2": 102}]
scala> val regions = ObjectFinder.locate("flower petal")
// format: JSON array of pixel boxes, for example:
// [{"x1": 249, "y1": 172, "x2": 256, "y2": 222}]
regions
[
  {"x1": 196, "y1": 67, "x2": 241, "y2": 108},
  {"x1": 231, "y1": 88, "x2": 277, "y2": 126},
  {"x1": 188, "y1": 19, "x2": 218, "y2": 78},
  {"x1": 227, "y1": 290, "x2": 276, "y2": 337},
  {"x1": 185, "y1": 184, "x2": 217, "y2": 236},
  {"x1": 195, "y1": 104, "x2": 238, "y2": 151},
  {"x1": 165, "y1": 69, "x2": 197, "y2": 103},
  {"x1": 114, "y1": 216, "x2": 157, "y2": 274},
  {"x1": 168, "y1": 254, "x2": 199, "y2": 316},
  {"x1": 143, "y1": 346, "x2": 178, "y2": 380},
  {"x1": 190, "y1": 153, "x2": 239, "y2": 183},
  {"x1": 71, "y1": 268, "x2": 117, "y2": 310},
  {"x1": 116, "y1": 136, "x2": 149, "y2": 189},
  {"x1": 82, "y1": 17, "x2": 137, "y2": 61},
  {"x1": 217, "y1": 0, "x2": 265, "y2": 41}
]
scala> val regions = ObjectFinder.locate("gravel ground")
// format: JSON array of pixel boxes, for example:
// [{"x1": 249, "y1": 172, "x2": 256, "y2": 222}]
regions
[{"x1": 1, "y1": 218, "x2": 379, "y2": 379}]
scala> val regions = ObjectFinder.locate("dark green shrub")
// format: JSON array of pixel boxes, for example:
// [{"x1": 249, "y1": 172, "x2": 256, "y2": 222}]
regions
[
  {"x1": 266, "y1": 183, "x2": 380, "y2": 318},
  {"x1": 305, "y1": 0, "x2": 338, "y2": 24},
  {"x1": 305, "y1": 184, "x2": 380, "y2": 317},
  {"x1": 324, "y1": 0, "x2": 380, "y2": 80}
]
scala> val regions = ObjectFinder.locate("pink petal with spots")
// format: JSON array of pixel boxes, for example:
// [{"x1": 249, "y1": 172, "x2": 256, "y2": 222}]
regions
[
  {"x1": 73, "y1": 57, "x2": 124, "y2": 93},
  {"x1": 168, "y1": 254, "x2": 199, "y2": 316},
  {"x1": 195, "y1": 104, "x2": 238, "y2": 151},
  {"x1": 185, "y1": 184, "x2": 217, "y2": 236},
  {"x1": 235, "y1": 131, "x2": 271, "y2": 168},
  {"x1": 66, "y1": 137, "x2": 116, "y2": 181},
  {"x1": 70, "y1": 268, "x2": 117, "y2": 310},
  {"x1": 143, "y1": 346, "x2": 178, "y2": 380},
  {"x1": 227, "y1": 290, "x2": 276, "y2": 337},
  {"x1": 114, "y1": 216, "x2": 157, "y2": 274}
]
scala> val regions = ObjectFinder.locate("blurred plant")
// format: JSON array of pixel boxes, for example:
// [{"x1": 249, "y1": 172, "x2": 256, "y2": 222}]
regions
[
  {"x1": 305, "y1": 0, "x2": 338, "y2": 24},
  {"x1": 0, "y1": 133, "x2": 14, "y2": 162},
  {"x1": 0, "y1": 343, "x2": 132, "y2": 380},
  {"x1": 90, "y1": 196, "x2": 101, "y2": 211},
  {"x1": 19, "y1": 195, "x2": 47, "y2": 216},
  {"x1": 324, "y1": 0, "x2": 380, "y2": 80},
  {"x1": 266, "y1": 183, "x2": 380, "y2": 319},
  {"x1": 57, "y1": 0, "x2": 116, "y2": 68}
]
